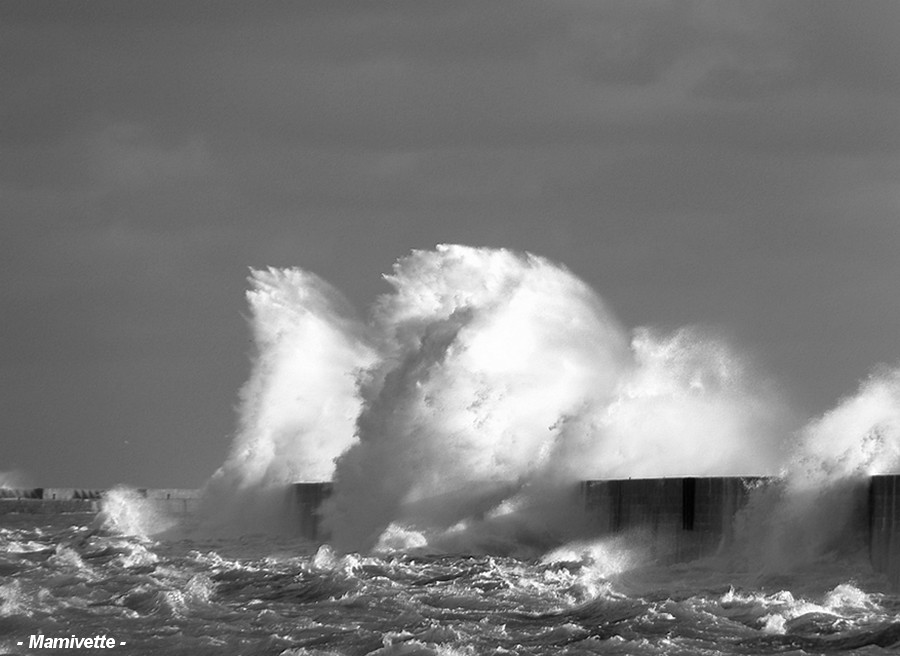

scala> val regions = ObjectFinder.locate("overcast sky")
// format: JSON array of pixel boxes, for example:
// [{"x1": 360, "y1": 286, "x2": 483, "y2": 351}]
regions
[{"x1": 2, "y1": 1, "x2": 899, "y2": 488}]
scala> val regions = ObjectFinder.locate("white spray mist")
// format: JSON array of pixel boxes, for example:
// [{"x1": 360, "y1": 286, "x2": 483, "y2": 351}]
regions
[
  {"x1": 738, "y1": 367, "x2": 900, "y2": 571},
  {"x1": 325, "y1": 246, "x2": 790, "y2": 552},
  {"x1": 325, "y1": 246, "x2": 631, "y2": 551},
  {"x1": 202, "y1": 268, "x2": 375, "y2": 531},
  {"x1": 555, "y1": 327, "x2": 791, "y2": 482}
]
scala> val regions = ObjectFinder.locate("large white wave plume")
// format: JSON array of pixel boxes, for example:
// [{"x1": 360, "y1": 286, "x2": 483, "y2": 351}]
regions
[
  {"x1": 206, "y1": 245, "x2": 793, "y2": 547},
  {"x1": 201, "y1": 268, "x2": 376, "y2": 531},
  {"x1": 326, "y1": 246, "x2": 631, "y2": 551}
]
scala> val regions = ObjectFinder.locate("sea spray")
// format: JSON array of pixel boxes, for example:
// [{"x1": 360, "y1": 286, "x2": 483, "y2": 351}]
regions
[
  {"x1": 99, "y1": 486, "x2": 175, "y2": 537},
  {"x1": 204, "y1": 245, "x2": 794, "y2": 552},
  {"x1": 323, "y1": 246, "x2": 791, "y2": 552},
  {"x1": 0, "y1": 470, "x2": 30, "y2": 489},
  {"x1": 550, "y1": 327, "x2": 792, "y2": 483},
  {"x1": 790, "y1": 367, "x2": 900, "y2": 482},
  {"x1": 201, "y1": 267, "x2": 376, "y2": 532},
  {"x1": 736, "y1": 367, "x2": 900, "y2": 571},
  {"x1": 326, "y1": 246, "x2": 631, "y2": 551}
]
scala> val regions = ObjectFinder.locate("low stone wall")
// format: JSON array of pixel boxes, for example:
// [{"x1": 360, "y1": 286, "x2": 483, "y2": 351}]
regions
[
  {"x1": 0, "y1": 488, "x2": 201, "y2": 516},
  {"x1": 0, "y1": 488, "x2": 43, "y2": 499},
  {"x1": 133, "y1": 488, "x2": 202, "y2": 515},
  {"x1": 43, "y1": 488, "x2": 104, "y2": 500}
]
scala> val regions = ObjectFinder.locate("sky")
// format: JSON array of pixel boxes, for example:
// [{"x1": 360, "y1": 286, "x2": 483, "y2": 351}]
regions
[{"x1": 2, "y1": 0, "x2": 899, "y2": 488}]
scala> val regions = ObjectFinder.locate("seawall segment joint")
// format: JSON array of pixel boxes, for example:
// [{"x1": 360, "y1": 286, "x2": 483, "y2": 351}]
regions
[{"x1": 288, "y1": 482, "x2": 333, "y2": 541}]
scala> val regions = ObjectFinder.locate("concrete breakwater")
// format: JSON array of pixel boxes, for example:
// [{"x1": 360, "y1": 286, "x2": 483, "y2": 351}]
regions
[
  {"x1": 870, "y1": 475, "x2": 900, "y2": 587},
  {"x1": 580, "y1": 476, "x2": 766, "y2": 563},
  {"x1": 583, "y1": 475, "x2": 900, "y2": 588},
  {"x1": 5, "y1": 479, "x2": 898, "y2": 587},
  {"x1": 286, "y1": 482, "x2": 334, "y2": 541},
  {"x1": 284, "y1": 478, "x2": 771, "y2": 554},
  {"x1": 584, "y1": 475, "x2": 900, "y2": 588},
  {"x1": 0, "y1": 487, "x2": 200, "y2": 515},
  {"x1": 288, "y1": 476, "x2": 900, "y2": 587}
]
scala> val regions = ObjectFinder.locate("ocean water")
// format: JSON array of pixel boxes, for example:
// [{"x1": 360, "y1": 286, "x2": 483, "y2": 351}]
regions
[{"x1": 2, "y1": 508, "x2": 899, "y2": 656}]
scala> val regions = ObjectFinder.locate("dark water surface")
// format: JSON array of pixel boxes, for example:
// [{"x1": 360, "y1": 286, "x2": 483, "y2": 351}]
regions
[{"x1": 1, "y1": 513, "x2": 899, "y2": 656}]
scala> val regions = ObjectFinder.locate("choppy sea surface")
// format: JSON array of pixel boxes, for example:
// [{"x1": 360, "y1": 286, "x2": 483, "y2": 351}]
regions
[{"x1": 2, "y1": 511, "x2": 899, "y2": 656}]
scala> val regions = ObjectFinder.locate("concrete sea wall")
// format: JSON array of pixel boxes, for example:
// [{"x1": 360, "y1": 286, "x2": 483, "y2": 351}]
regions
[
  {"x1": 870, "y1": 475, "x2": 900, "y2": 587},
  {"x1": 134, "y1": 488, "x2": 202, "y2": 516},
  {"x1": 0, "y1": 487, "x2": 200, "y2": 516},
  {"x1": 0, "y1": 488, "x2": 103, "y2": 513},
  {"x1": 283, "y1": 479, "x2": 764, "y2": 558},
  {"x1": 286, "y1": 477, "x2": 900, "y2": 587},
  {"x1": 286, "y1": 482, "x2": 333, "y2": 540},
  {"x1": 6, "y1": 477, "x2": 899, "y2": 587},
  {"x1": 581, "y1": 477, "x2": 764, "y2": 563},
  {"x1": 583, "y1": 475, "x2": 900, "y2": 587}
]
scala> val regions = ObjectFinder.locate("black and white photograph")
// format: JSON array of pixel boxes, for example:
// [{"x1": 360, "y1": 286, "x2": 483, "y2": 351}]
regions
[{"x1": 2, "y1": 1, "x2": 900, "y2": 654}]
